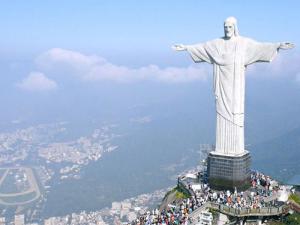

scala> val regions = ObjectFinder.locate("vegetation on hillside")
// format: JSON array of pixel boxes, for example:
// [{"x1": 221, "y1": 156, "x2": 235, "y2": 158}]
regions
[
  {"x1": 163, "y1": 186, "x2": 191, "y2": 200},
  {"x1": 285, "y1": 213, "x2": 300, "y2": 225},
  {"x1": 289, "y1": 194, "x2": 300, "y2": 205}
]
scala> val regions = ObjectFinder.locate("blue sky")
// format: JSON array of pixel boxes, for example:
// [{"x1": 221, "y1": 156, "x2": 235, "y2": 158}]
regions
[
  {"x1": 0, "y1": 1, "x2": 300, "y2": 129},
  {"x1": 1, "y1": 1, "x2": 299, "y2": 60}
]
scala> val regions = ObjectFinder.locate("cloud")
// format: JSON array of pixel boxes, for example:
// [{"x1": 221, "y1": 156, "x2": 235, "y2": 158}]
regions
[
  {"x1": 247, "y1": 52, "x2": 300, "y2": 80},
  {"x1": 35, "y1": 48, "x2": 209, "y2": 83},
  {"x1": 16, "y1": 72, "x2": 57, "y2": 91},
  {"x1": 26, "y1": 48, "x2": 300, "y2": 86},
  {"x1": 36, "y1": 48, "x2": 106, "y2": 74}
]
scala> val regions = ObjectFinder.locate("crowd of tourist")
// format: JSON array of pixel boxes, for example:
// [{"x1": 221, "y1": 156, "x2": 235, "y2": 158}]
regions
[
  {"x1": 130, "y1": 198, "x2": 194, "y2": 225},
  {"x1": 129, "y1": 171, "x2": 285, "y2": 225},
  {"x1": 192, "y1": 171, "x2": 281, "y2": 210}
]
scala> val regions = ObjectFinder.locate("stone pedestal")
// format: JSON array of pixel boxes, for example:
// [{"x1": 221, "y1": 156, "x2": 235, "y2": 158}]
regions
[{"x1": 207, "y1": 151, "x2": 251, "y2": 191}]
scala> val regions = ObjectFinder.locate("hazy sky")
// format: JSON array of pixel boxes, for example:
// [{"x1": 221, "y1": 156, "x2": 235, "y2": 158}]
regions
[
  {"x1": 0, "y1": 1, "x2": 300, "y2": 129},
  {"x1": 1, "y1": 1, "x2": 299, "y2": 59}
]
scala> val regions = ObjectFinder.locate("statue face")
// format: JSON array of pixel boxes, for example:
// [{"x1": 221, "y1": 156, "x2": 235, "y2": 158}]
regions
[{"x1": 224, "y1": 22, "x2": 235, "y2": 38}]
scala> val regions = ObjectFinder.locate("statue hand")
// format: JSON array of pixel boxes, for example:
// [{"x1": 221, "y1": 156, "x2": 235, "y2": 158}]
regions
[
  {"x1": 279, "y1": 42, "x2": 295, "y2": 50},
  {"x1": 172, "y1": 44, "x2": 187, "y2": 51}
]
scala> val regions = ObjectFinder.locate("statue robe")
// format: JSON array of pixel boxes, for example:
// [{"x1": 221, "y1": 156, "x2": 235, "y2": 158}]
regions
[{"x1": 186, "y1": 36, "x2": 279, "y2": 155}]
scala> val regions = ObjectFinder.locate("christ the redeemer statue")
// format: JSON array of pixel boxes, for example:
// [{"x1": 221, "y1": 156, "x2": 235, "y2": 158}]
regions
[{"x1": 173, "y1": 17, "x2": 294, "y2": 156}]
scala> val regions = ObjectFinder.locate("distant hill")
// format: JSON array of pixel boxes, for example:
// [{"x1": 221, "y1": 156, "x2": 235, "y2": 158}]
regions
[{"x1": 251, "y1": 126, "x2": 300, "y2": 183}]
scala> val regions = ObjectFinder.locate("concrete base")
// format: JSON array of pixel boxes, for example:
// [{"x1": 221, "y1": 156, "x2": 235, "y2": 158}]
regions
[{"x1": 207, "y1": 151, "x2": 251, "y2": 191}]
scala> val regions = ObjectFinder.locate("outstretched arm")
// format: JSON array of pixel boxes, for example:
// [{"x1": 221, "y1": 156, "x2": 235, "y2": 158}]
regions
[
  {"x1": 172, "y1": 42, "x2": 214, "y2": 63},
  {"x1": 172, "y1": 44, "x2": 187, "y2": 51},
  {"x1": 279, "y1": 42, "x2": 295, "y2": 50},
  {"x1": 245, "y1": 40, "x2": 295, "y2": 66}
]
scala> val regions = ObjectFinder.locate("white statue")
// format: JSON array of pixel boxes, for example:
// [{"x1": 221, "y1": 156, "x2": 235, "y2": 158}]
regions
[{"x1": 173, "y1": 17, "x2": 294, "y2": 156}]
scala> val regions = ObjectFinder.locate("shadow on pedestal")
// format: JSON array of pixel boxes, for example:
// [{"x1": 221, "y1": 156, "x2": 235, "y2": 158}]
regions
[{"x1": 207, "y1": 151, "x2": 251, "y2": 191}]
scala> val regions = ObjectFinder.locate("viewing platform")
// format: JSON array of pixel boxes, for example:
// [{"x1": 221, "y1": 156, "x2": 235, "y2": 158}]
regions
[
  {"x1": 189, "y1": 202, "x2": 290, "y2": 224},
  {"x1": 177, "y1": 170, "x2": 292, "y2": 225}
]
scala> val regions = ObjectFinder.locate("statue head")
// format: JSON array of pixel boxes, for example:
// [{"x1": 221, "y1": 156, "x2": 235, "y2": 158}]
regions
[{"x1": 224, "y1": 17, "x2": 239, "y2": 39}]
